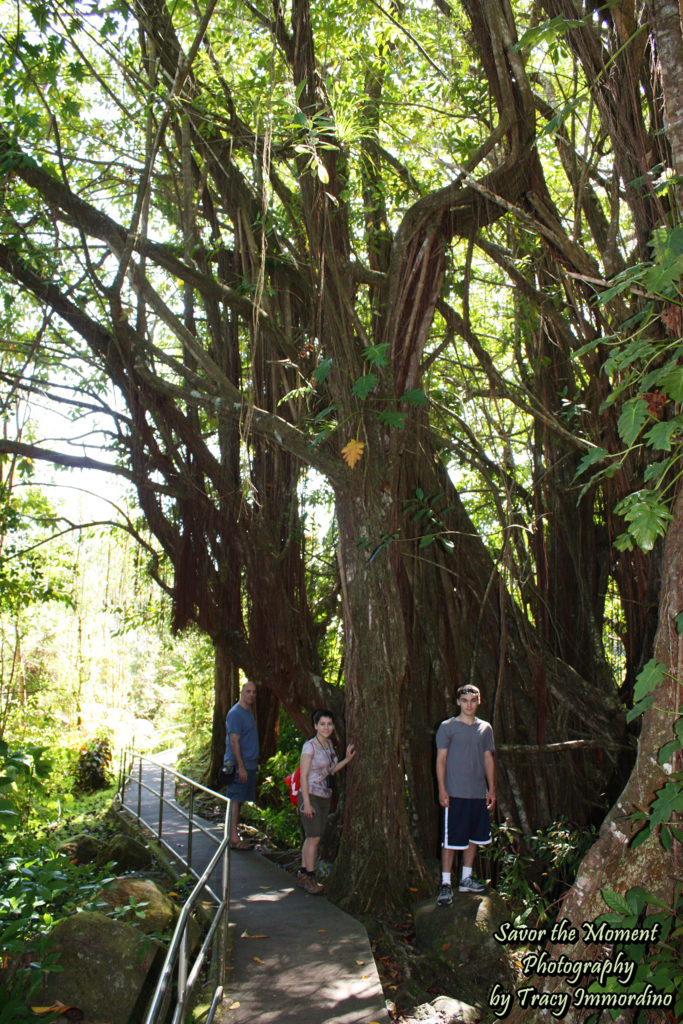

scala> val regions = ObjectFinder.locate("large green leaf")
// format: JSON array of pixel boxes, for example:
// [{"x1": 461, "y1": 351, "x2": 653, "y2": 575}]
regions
[
  {"x1": 617, "y1": 397, "x2": 648, "y2": 446},
  {"x1": 351, "y1": 373, "x2": 378, "y2": 399}
]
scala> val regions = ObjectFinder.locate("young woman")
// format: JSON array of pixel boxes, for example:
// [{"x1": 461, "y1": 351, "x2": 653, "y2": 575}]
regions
[{"x1": 297, "y1": 709, "x2": 355, "y2": 894}]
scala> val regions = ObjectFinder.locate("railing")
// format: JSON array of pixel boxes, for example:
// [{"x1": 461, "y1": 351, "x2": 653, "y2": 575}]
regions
[{"x1": 117, "y1": 749, "x2": 230, "y2": 1024}]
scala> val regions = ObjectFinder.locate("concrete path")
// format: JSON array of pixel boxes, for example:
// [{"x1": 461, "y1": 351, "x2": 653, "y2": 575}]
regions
[{"x1": 122, "y1": 751, "x2": 389, "y2": 1024}]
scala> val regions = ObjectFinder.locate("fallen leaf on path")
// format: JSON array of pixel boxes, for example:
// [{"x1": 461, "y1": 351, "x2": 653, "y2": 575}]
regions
[
  {"x1": 228, "y1": 1002, "x2": 240, "y2": 1010},
  {"x1": 32, "y1": 1005, "x2": 74, "y2": 1015},
  {"x1": 252, "y1": 955, "x2": 266, "y2": 964},
  {"x1": 241, "y1": 929, "x2": 269, "y2": 939},
  {"x1": 355, "y1": 960, "x2": 365, "y2": 965},
  {"x1": 318, "y1": 928, "x2": 327, "y2": 933}
]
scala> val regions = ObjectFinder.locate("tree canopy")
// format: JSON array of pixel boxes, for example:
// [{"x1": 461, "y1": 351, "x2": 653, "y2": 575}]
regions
[{"x1": 0, "y1": 0, "x2": 681, "y2": 913}]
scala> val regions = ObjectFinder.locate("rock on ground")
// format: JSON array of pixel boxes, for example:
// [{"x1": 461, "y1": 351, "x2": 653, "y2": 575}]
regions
[{"x1": 37, "y1": 910, "x2": 164, "y2": 1024}]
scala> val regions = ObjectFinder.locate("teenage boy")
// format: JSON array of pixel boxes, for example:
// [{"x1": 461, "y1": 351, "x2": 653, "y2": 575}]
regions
[{"x1": 435, "y1": 684, "x2": 495, "y2": 905}]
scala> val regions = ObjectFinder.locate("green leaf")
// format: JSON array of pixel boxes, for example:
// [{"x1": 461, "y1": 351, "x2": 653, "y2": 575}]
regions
[
  {"x1": 376, "y1": 410, "x2": 407, "y2": 429},
  {"x1": 313, "y1": 405, "x2": 335, "y2": 424},
  {"x1": 624, "y1": 887, "x2": 648, "y2": 916},
  {"x1": 313, "y1": 358, "x2": 332, "y2": 383},
  {"x1": 676, "y1": 611, "x2": 683, "y2": 635},
  {"x1": 615, "y1": 491, "x2": 673, "y2": 551},
  {"x1": 400, "y1": 387, "x2": 429, "y2": 405},
  {"x1": 633, "y1": 659, "x2": 667, "y2": 703},
  {"x1": 515, "y1": 16, "x2": 584, "y2": 52},
  {"x1": 656, "y1": 363, "x2": 683, "y2": 402},
  {"x1": 601, "y1": 889, "x2": 634, "y2": 916},
  {"x1": 659, "y1": 740, "x2": 681, "y2": 765},
  {"x1": 649, "y1": 782, "x2": 683, "y2": 827},
  {"x1": 626, "y1": 695, "x2": 653, "y2": 723},
  {"x1": 617, "y1": 397, "x2": 648, "y2": 445},
  {"x1": 351, "y1": 373, "x2": 378, "y2": 399},
  {"x1": 574, "y1": 447, "x2": 608, "y2": 479},
  {"x1": 419, "y1": 534, "x2": 435, "y2": 548},
  {"x1": 597, "y1": 265, "x2": 646, "y2": 305},
  {"x1": 539, "y1": 96, "x2": 583, "y2": 137},
  {"x1": 363, "y1": 343, "x2": 390, "y2": 368},
  {"x1": 644, "y1": 418, "x2": 680, "y2": 451}
]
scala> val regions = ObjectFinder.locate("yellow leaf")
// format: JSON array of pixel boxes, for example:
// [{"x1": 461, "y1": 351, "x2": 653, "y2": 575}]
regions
[
  {"x1": 318, "y1": 928, "x2": 327, "y2": 933},
  {"x1": 253, "y1": 955, "x2": 266, "y2": 964},
  {"x1": 341, "y1": 438, "x2": 365, "y2": 468},
  {"x1": 355, "y1": 959, "x2": 365, "y2": 965},
  {"x1": 228, "y1": 1001, "x2": 241, "y2": 1010}
]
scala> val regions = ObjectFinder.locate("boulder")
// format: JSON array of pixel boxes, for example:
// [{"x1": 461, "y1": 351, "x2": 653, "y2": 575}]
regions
[
  {"x1": 95, "y1": 833, "x2": 152, "y2": 870},
  {"x1": 37, "y1": 910, "x2": 163, "y2": 1023},
  {"x1": 413, "y1": 890, "x2": 513, "y2": 998},
  {"x1": 57, "y1": 833, "x2": 103, "y2": 864},
  {"x1": 428, "y1": 995, "x2": 481, "y2": 1019},
  {"x1": 94, "y1": 875, "x2": 201, "y2": 949}
]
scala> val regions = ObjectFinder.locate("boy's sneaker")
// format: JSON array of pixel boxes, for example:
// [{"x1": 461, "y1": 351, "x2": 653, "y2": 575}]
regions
[
  {"x1": 459, "y1": 875, "x2": 487, "y2": 893},
  {"x1": 436, "y1": 883, "x2": 453, "y2": 906}
]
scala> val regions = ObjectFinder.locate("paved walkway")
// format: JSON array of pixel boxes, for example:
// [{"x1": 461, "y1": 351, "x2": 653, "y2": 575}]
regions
[{"x1": 122, "y1": 751, "x2": 389, "y2": 1024}]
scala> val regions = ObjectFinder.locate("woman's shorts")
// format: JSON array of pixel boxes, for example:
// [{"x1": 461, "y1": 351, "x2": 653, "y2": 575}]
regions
[
  {"x1": 298, "y1": 792, "x2": 332, "y2": 838},
  {"x1": 442, "y1": 797, "x2": 491, "y2": 849},
  {"x1": 226, "y1": 768, "x2": 257, "y2": 803}
]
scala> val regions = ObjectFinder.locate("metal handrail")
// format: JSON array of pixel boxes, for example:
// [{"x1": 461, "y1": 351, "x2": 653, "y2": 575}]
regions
[
  {"x1": 119, "y1": 748, "x2": 229, "y2": 901},
  {"x1": 144, "y1": 832, "x2": 230, "y2": 1024},
  {"x1": 117, "y1": 748, "x2": 231, "y2": 1024}
]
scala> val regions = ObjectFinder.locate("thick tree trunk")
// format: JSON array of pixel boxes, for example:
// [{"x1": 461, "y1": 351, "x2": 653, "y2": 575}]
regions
[
  {"x1": 507, "y1": 486, "x2": 682, "y2": 1024},
  {"x1": 325, "y1": 448, "x2": 430, "y2": 914},
  {"x1": 209, "y1": 639, "x2": 238, "y2": 783}
]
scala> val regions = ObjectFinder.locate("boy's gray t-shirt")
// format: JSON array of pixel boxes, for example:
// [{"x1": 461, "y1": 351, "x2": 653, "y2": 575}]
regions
[{"x1": 436, "y1": 717, "x2": 494, "y2": 799}]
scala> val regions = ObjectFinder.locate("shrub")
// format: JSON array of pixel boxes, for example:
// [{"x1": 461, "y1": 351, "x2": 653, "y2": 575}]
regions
[
  {"x1": 72, "y1": 733, "x2": 114, "y2": 792},
  {"x1": 488, "y1": 818, "x2": 597, "y2": 924}
]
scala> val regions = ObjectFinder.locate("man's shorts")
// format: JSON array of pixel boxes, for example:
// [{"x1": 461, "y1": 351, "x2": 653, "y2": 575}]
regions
[
  {"x1": 442, "y1": 797, "x2": 491, "y2": 849},
  {"x1": 226, "y1": 768, "x2": 257, "y2": 803},
  {"x1": 298, "y1": 792, "x2": 332, "y2": 838}
]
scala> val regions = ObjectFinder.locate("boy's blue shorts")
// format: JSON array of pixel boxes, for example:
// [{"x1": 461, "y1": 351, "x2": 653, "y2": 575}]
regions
[{"x1": 442, "y1": 797, "x2": 491, "y2": 849}]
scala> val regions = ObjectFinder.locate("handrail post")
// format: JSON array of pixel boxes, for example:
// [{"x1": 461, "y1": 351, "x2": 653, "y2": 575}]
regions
[
  {"x1": 158, "y1": 766, "x2": 165, "y2": 838},
  {"x1": 219, "y1": 798, "x2": 230, "y2": 991},
  {"x1": 187, "y1": 787, "x2": 195, "y2": 871},
  {"x1": 178, "y1": 927, "x2": 188, "y2": 1018}
]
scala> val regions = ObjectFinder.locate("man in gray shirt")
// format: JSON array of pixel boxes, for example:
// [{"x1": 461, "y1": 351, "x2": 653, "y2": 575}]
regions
[{"x1": 435, "y1": 685, "x2": 495, "y2": 905}]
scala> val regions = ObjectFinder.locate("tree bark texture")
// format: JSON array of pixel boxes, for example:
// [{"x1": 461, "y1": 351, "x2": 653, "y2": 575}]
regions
[
  {"x1": 508, "y1": 485, "x2": 682, "y2": 1024},
  {"x1": 1, "y1": 0, "x2": 677, "y2": 913}
]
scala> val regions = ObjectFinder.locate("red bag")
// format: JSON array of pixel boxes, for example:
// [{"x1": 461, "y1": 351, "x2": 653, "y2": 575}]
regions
[{"x1": 284, "y1": 766, "x2": 301, "y2": 806}]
